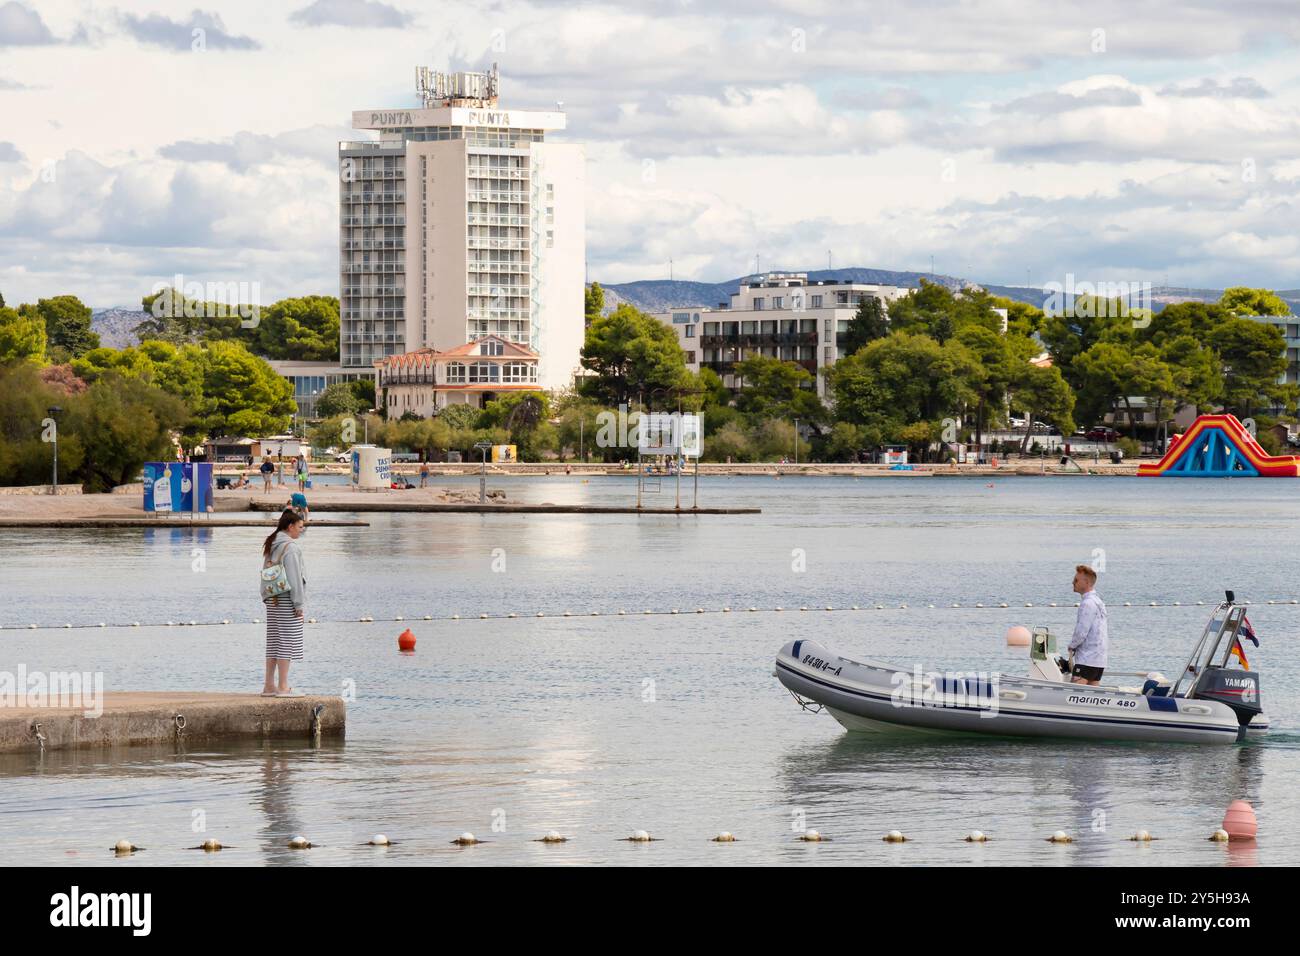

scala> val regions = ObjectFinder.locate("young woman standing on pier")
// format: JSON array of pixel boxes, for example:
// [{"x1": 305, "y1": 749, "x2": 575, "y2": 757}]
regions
[{"x1": 261, "y1": 509, "x2": 307, "y2": 697}]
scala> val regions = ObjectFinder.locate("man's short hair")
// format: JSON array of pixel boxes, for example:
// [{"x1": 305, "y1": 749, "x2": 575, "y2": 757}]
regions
[{"x1": 1075, "y1": 564, "x2": 1097, "y2": 582}]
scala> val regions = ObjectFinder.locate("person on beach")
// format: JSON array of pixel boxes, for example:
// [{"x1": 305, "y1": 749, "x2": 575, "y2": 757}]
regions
[
  {"x1": 259, "y1": 455, "x2": 274, "y2": 492},
  {"x1": 420, "y1": 461, "x2": 430, "y2": 488},
  {"x1": 286, "y1": 491, "x2": 309, "y2": 523},
  {"x1": 262, "y1": 509, "x2": 307, "y2": 697},
  {"x1": 1068, "y1": 565, "x2": 1108, "y2": 685},
  {"x1": 296, "y1": 454, "x2": 308, "y2": 492},
  {"x1": 276, "y1": 449, "x2": 285, "y2": 488}
]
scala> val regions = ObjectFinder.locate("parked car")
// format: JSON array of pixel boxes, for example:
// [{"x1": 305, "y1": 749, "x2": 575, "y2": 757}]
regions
[
  {"x1": 1009, "y1": 416, "x2": 1028, "y2": 429},
  {"x1": 335, "y1": 451, "x2": 352, "y2": 463},
  {"x1": 1085, "y1": 427, "x2": 1121, "y2": 442}
]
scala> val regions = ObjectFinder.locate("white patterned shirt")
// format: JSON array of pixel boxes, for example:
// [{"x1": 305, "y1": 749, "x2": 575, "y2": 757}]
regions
[{"x1": 1070, "y1": 590, "x2": 1109, "y2": 667}]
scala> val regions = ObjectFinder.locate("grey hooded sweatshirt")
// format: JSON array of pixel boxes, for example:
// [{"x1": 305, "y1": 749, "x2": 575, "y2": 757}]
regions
[{"x1": 265, "y1": 531, "x2": 307, "y2": 612}]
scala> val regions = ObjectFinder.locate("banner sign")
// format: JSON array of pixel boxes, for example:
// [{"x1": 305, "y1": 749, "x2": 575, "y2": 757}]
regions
[{"x1": 143, "y1": 462, "x2": 214, "y2": 513}]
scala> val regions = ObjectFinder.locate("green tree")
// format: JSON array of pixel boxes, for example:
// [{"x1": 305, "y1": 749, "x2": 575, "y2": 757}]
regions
[
  {"x1": 19, "y1": 295, "x2": 99, "y2": 358},
  {"x1": 1039, "y1": 297, "x2": 1133, "y2": 393},
  {"x1": 585, "y1": 282, "x2": 605, "y2": 326},
  {"x1": 437, "y1": 403, "x2": 482, "y2": 430},
  {"x1": 830, "y1": 332, "x2": 980, "y2": 440},
  {"x1": 732, "y1": 354, "x2": 826, "y2": 423},
  {"x1": 65, "y1": 373, "x2": 190, "y2": 492},
  {"x1": 1210, "y1": 317, "x2": 1292, "y2": 417},
  {"x1": 579, "y1": 303, "x2": 688, "y2": 406},
  {"x1": 1009, "y1": 363, "x2": 1075, "y2": 453},
  {"x1": 887, "y1": 280, "x2": 1003, "y2": 344},
  {"x1": 0, "y1": 306, "x2": 47, "y2": 363},
  {"x1": 1219, "y1": 287, "x2": 1291, "y2": 317},
  {"x1": 316, "y1": 381, "x2": 367, "y2": 418},
  {"x1": 190, "y1": 340, "x2": 296, "y2": 437},
  {"x1": 254, "y1": 296, "x2": 340, "y2": 361},
  {"x1": 839, "y1": 295, "x2": 889, "y2": 355}
]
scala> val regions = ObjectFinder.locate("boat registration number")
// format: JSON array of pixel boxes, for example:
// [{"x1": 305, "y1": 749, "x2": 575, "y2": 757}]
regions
[
  {"x1": 801, "y1": 654, "x2": 842, "y2": 677},
  {"x1": 1068, "y1": 694, "x2": 1138, "y2": 708}
]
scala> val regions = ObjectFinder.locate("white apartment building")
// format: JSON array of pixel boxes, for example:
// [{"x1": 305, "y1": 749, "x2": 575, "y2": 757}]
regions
[
  {"x1": 652, "y1": 273, "x2": 910, "y2": 397},
  {"x1": 339, "y1": 64, "x2": 585, "y2": 391}
]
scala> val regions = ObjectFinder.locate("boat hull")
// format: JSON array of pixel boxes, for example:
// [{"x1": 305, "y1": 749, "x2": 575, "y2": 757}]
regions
[{"x1": 776, "y1": 640, "x2": 1246, "y2": 745}]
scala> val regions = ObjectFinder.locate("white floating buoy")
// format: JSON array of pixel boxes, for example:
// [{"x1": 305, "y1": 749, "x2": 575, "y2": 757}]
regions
[
  {"x1": 368, "y1": 834, "x2": 391, "y2": 846},
  {"x1": 800, "y1": 606, "x2": 809, "y2": 612},
  {"x1": 696, "y1": 608, "x2": 705, "y2": 614},
  {"x1": 628, "y1": 830, "x2": 652, "y2": 842},
  {"x1": 451, "y1": 614, "x2": 460, "y2": 620},
  {"x1": 774, "y1": 606, "x2": 783, "y2": 612},
  {"x1": 394, "y1": 615, "x2": 404, "y2": 621},
  {"x1": 538, "y1": 831, "x2": 566, "y2": 843},
  {"x1": 712, "y1": 832, "x2": 736, "y2": 842},
  {"x1": 748, "y1": 607, "x2": 757, "y2": 612},
  {"x1": 722, "y1": 607, "x2": 731, "y2": 613},
  {"x1": 222, "y1": 619, "x2": 230, "y2": 624},
  {"x1": 1209, "y1": 829, "x2": 1230, "y2": 843},
  {"x1": 452, "y1": 832, "x2": 480, "y2": 846},
  {"x1": 898, "y1": 603, "x2": 907, "y2": 609},
  {"x1": 507, "y1": 613, "x2": 517, "y2": 618},
  {"x1": 133, "y1": 622, "x2": 141, "y2": 627},
  {"x1": 798, "y1": 829, "x2": 826, "y2": 842},
  {"x1": 200, "y1": 838, "x2": 222, "y2": 852},
  {"x1": 965, "y1": 830, "x2": 988, "y2": 843},
  {"x1": 670, "y1": 609, "x2": 679, "y2": 615},
  {"x1": 288, "y1": 835, "x2": 311, "y2": 849},
  {"x1": 883, "y1": 830, "x2": 907, "y2": 843},
  {"x1": 617, "y1": 610, "x2": 626, "y2": 615},
  {"x1": 536, "y1": 612, "x2": 545, "y2": 617},
  {"x1": 114, "y1": 839, "x2": 137, "y2": 855},
  {"x1": 1129, "y1": 830, "x2": 1153, "y2": 842},
  {"x1": 975, "y1": 603, "x2": 984, "y2": 608},
  {"x1": 98, "y1": 622, "x2": 106, "y2": 628},
  {"x1": 1048, "y1": 831, "x2": 1072, "y2": 844},
  {"x1": 480, "y1": 613, "x2": 488, "y2": 619},
  {"x1": 28, "y1": 624, "x2": 36, "y2": 629},
  {"x1": 563, "y1": 611, "x2": 572, "y2": 617},
  {"x1": 999, "y1": 602, "x2": 1008, "y2": 608},
  {"x1": 63, "y1": 623, "x2": 72, "y2": 629},
  {"x1": 423, "y1": 615, "x2": 433, "y2": 620}
]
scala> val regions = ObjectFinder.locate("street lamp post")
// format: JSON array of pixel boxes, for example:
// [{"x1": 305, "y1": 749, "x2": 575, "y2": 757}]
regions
[
  {"x1": 474, "y1": 441, "x2": 492, "y2": 504},
  {"x1": 793, "y1": 418, "x2": 799, "y2": 466},
  {"x1": 47, "y1": 405, "x2": 61, "y2": 494}
]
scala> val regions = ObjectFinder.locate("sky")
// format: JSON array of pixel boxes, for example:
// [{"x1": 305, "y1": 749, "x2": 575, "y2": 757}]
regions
[{"x1": 2, "y1": 0, "x2": 1300, "y2": 308}]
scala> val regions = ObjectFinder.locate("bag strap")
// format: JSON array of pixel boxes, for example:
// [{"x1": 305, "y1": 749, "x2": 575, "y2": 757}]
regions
[{"x1": 264, "y1": 538, "x2": 290, "y2": 569}]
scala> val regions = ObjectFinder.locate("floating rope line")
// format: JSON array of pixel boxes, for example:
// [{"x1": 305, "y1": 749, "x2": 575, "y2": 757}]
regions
[{"x1": 4, "y1": 598, "x2": 1298, "y2": 632}]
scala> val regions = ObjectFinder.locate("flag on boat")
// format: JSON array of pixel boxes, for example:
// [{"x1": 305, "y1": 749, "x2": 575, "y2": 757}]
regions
[{"x1": 1230, "y1": 617, "x2": 1259, "y2": 670}]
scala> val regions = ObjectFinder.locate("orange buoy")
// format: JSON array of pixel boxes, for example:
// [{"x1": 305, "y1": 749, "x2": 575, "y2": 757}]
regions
[
  {"x1": 397, "y1": 628, "x2": 417, "y2": 652},
  {"x1": 1221, "y1": 800, "x2": 1257, "y2": 841}
]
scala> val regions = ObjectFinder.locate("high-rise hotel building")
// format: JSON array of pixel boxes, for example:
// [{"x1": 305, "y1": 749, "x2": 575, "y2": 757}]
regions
[{"x1": 337, "y1": 64, "x2": 585, "y2": 391}]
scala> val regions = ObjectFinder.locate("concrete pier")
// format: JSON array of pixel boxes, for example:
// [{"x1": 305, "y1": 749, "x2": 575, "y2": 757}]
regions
[{"x1": 0, "y1": 692, "x2": 345, "y2": 754}]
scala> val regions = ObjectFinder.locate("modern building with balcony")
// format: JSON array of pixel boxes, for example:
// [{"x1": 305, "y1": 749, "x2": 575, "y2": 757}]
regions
[
  {"x1": 339, "y1": 63, "x2": 584, "y2": 393},
  {"x1": 651, "y1": 273, "x2": 909, "y2": 397}
]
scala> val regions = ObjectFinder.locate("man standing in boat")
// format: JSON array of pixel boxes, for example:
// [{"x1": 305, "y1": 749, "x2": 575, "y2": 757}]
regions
[{"x1": 1068, "y1": 565, "x2": 1108, "y2": 685}]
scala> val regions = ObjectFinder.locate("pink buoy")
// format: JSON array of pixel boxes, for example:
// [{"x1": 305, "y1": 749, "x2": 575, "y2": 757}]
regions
[
  {"x1": 1005, "y1": 626, "x2": 1031, "y2": 647},
  {"x1": 1221, "y1": 800, "x2": 1257, "y2": 841}
]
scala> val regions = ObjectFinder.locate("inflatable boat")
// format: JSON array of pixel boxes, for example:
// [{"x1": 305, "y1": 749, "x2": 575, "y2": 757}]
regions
[{"x1": 775, "y1": 594, "x2": 1267, "y2": 745}]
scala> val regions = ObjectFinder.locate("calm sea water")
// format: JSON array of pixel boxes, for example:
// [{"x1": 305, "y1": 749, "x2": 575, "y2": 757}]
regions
[{"x1": 1, "y1": 475, "x2": 1297, "y2": 866}]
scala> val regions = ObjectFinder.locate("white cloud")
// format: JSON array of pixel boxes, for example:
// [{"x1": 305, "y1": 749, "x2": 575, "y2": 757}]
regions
[{"x1": 289, "y1": 0, "x2": 413, "y2": 29}]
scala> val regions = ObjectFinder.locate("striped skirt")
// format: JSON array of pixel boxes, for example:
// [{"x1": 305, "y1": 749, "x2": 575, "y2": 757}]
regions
[{"x1": 265, "y1": 598, "x2": 305, "y2": 661}]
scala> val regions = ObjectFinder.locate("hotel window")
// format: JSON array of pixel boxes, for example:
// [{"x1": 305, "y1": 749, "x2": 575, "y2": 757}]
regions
[
  {"x1": 684, "y1": 324, "x2": 695, "y2": 338},
  {"x1": 773, "y1": 296, "x2": 783, "y2": 309},
  {"x1": 741, "y1": 321, "x2": 757, "y2": 334},
  {"x1": 761, "y1": 320, "x2": 776, "y2": 335},
  {"x1": 685, "y1": 351, "x2": 696, "y2": 364},
  {"x1": 481, "y1": 338, "x2": 504, "y2": 356},
  {"x1": 546, "y1": 230, "x2": 554, "y2": 248},
  {"x1": 446, "y1": 362, "x2": 466, "y2": 383},
  {"x1": 703, "y1": 322, "x2": 719, "y2": 335},
  {"x1": 469, "y1": 362, "x2": 501, "y2": 383},
  {"x1": 752, "y1": 297, "x2": 764, "y2": 310},
  {"x1": 810, "y1": 295, "x2": 823, "y2": 308}
]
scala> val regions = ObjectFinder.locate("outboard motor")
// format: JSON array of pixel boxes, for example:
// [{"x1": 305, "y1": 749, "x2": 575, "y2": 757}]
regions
[{"x1": 1190, "y1": 668, "x2": 1263, "y2": 727}]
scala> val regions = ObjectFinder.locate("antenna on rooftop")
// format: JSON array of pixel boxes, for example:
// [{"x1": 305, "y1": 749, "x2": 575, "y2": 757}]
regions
[{"x1": 415, "y1": 62, "x2": 500, "y2": 108}]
